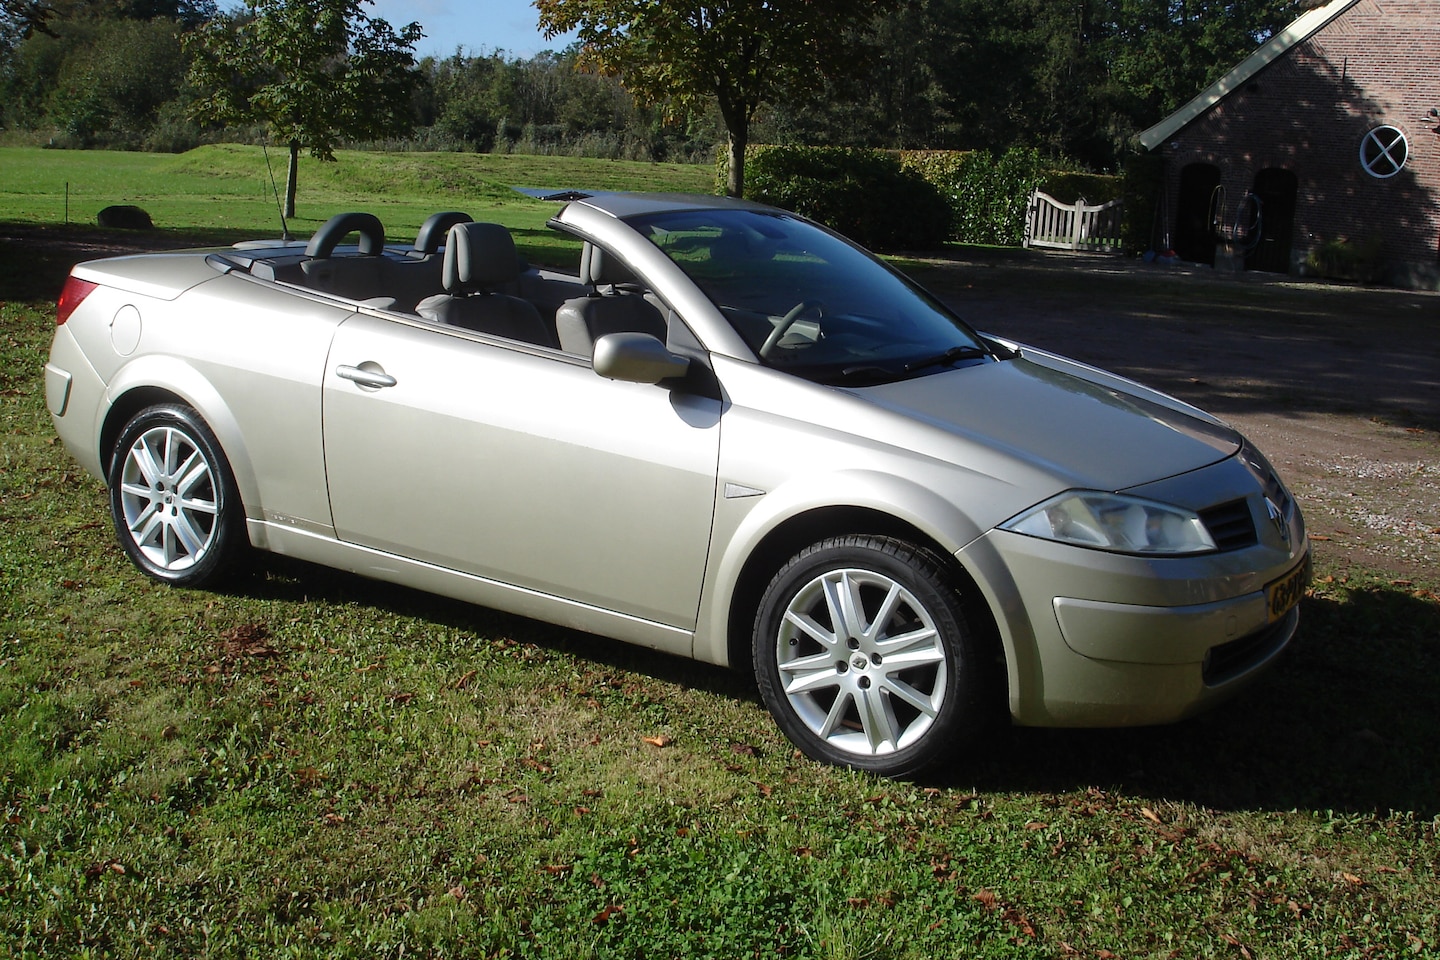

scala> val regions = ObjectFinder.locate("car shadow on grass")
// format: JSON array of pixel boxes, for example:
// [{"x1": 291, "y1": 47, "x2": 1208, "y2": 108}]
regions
[
  {"x1": 227, "y1": 552, "x2": 764, "y2": 702},
  {"x1": 225, "y1": 554, "x2": 1439, "y2": 816},
  {"x1": 950, "y1": 586, "x2": 1440, "y2": 817}
]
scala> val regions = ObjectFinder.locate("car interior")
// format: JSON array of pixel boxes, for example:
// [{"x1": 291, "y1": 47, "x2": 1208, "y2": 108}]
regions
[{"x1": 223, "y1": 211, "x2": 668, "y2": 355}]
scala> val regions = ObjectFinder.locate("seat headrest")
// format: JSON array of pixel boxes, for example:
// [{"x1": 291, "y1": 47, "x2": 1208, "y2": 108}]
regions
[
  {"x1": 444, "y1": 222, "x2": 523, "y2": 293},
  {"x1": 306, "y1": 212, "x2": 385, "y2": 258},
  {"x1": 581, "y1": 242, "x2": 638, "y2": 288},
  {"x1": 414, "y1": 211, "x2": 472, "y2": 255}
]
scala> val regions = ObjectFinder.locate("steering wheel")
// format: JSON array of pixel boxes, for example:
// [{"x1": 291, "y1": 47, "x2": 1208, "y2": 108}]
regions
[{"x1": 760, "y1": 300, "x2": 825, "y2": 359}]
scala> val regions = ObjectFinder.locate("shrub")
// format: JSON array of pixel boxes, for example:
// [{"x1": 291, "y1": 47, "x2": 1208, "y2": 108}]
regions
[
  {"x1": 736, "y1": 145, "x2": 950, "y2": 250},
  {"x1": 1306, "y1": 236, "x2": 1386, "y2": 283},
  {"x1": 902, "y1": 147, "x2": 1047, "y2": 247}
]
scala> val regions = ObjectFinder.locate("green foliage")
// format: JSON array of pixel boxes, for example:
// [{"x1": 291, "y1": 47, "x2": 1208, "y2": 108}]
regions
[
  {"x1": 1037, "y1": 171, "x2": 1122, "y2": 206},
  {"x1": 739, "y1": 145, "x2": 949, "y2": 250},
  {"x1": 412, "y1": 50, "x2": 713, "y2": 163},
  {"x1": 535, "y1": 0, "x2": 875, "y2": 196},
  {"x1": 903, "y1": 147, "x2": 1046, "y2": 247},
  {"x1": 46, "y1": 18, "x2": 187, "y2": 148},
  {"x1": 185, "y1": 0, "x2": 422, "y2": 159},
  {"x1": 1306, "y1": 235, "x2": 1386, "y2": 284},
  {"x1": 184, "y1": 0, "x2": 423, "y2": 214},
  {"x1": 762, "y1": 0, "x2": 1306, "y2": 171}
]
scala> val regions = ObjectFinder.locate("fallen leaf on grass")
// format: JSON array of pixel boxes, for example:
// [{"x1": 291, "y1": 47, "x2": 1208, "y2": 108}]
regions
[
  {"x1": 83, "y1": 860, "x2": 126, "y2": 879},
  {"x1": 1221, "y1": 932, "x2": 1253, "y2": 958},
  {"x1": 592, "y1": 904, "x2": 623, "y2": 925},
  {"x1": 641, "y1": 735, "x2": 673, "y2": 748},
  {"x1": 216, "y1": 624, "x2": 280, "y2": 662},
  {"x1": 1140, "y1": 807, "x2": 1163, "y2": 824},
  {"x1": 451, "y1": 670, "x2": 477, "y2": 689}
]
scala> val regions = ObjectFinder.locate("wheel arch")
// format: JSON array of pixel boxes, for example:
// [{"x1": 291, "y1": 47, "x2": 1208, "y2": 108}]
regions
[
  {"x1": 720, "y1": 506, "x2": 1005, "y2": 698},
  {"x1": 100, "y1": 359, "x2": 261, "y2": 520}
]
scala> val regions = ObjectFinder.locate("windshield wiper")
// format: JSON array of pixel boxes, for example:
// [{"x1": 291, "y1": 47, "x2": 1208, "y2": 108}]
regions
[
  {"x1": 903, "y1": 345, "x2": 988, "y2": 374},
  {"x1": 827, "y1": 365, "x2": 904, "y2": 385}
]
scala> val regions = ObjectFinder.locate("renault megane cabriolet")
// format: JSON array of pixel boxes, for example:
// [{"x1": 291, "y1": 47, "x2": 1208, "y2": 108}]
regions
[{"x1": 45, "y1": 192, "x2": 1310, "y2": 776}]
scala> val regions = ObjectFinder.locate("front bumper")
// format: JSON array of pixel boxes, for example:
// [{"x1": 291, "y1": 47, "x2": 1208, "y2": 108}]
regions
[{"x1": 960, "y1": 487, "x2": 1308, "y2": 728}]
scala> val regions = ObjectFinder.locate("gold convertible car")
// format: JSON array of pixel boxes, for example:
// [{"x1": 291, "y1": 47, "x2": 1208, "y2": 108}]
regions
[{"x1": 45, "y1": 192, "x2": 1310, "y2": 777}]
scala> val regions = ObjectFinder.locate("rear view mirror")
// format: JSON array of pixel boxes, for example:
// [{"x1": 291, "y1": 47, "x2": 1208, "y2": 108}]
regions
[{"x1": 592, "y1": 332, "x2": 691, "y2": 384}]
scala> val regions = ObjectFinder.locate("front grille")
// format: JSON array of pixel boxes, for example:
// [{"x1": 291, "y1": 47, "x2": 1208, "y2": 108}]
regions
[
  {"x1": 1203, "y1": 606, "x2": 1298, "y2": 685},
  {"x1": 1200, "y1": 499, "x2": 1257, "y2": 551}
]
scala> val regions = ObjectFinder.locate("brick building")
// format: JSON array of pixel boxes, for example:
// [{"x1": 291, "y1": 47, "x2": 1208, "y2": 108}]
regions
[{"x1": 1139, "y1": 0, "x2": 1440, "y2": 289}]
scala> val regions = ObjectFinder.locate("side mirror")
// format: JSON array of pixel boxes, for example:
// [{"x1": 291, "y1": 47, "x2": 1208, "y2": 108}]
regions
[{"x1": 592, "y1": 332, "x2": 691, "y2": 384}]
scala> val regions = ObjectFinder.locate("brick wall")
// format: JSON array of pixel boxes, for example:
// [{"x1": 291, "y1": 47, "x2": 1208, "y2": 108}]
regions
[{"x1": 1158, "y1": 0, "x2": 1440, "y2": 286}]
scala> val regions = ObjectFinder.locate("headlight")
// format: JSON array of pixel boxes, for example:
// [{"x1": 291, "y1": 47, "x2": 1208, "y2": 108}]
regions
[{"x1": 1000, "y1": 491, "x2": 1217, "y2": 555}]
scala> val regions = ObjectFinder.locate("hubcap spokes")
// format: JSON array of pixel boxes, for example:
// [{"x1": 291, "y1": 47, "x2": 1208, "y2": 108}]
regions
[
  {"x1": 776, "y1": 568, "x2": 947, "y2": 757},
  {"x1": 119, "y1": 426, "x2": 218, "y2": 572}
]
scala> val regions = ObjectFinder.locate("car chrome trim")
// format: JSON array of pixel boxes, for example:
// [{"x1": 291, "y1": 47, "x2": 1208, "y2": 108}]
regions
[
  {"x1": 723, "y1": 482, "x2": 766, "y2": 499},
  {"x1": 335, "y1": 364, "x2": 397, "y2": 388}
]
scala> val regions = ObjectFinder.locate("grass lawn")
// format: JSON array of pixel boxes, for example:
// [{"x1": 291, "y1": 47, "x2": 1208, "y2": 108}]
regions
[
  {"x1": 1, "y1": 147, "x2": 1438, "y2": 958},
  {"x1": 0, "y1": 144, "x2": 716, "y2": 270}
]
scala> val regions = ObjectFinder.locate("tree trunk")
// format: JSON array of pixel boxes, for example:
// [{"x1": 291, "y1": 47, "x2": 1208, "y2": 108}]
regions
[
  {"x1": 285, "y1": 139, "x2": 300, "y2": 220},
  {"x1": 726, "y1": 131, "x2": 747, "y2": 199}
]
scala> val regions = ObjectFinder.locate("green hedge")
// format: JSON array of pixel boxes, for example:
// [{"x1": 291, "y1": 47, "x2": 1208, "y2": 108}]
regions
[
  {"x1": 727, "y1": 145, "x2": 950, "y2": 250},
  {"x1": 900, "y1": 147, "x2": 1047, "y2": 247},
  {"x1": 720, "y1": 144, "x2": 1121, "y2": 250}
]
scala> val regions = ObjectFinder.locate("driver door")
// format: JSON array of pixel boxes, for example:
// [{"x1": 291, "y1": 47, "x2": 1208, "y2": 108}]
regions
[{"x1": 321, "y1": 313, "x2": 722, "y2": 631}]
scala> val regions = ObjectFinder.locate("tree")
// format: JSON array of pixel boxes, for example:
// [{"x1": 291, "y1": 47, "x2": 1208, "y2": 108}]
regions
[
  {"x1": 535, "y1": 0, "x2": 876, "y2": 197},
  {"x1": 185, "y1": 0, "x2": 421, "y2": 217}
]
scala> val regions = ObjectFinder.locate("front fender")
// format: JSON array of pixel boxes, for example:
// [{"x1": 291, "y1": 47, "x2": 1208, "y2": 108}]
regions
[{"x1": 692, "y1": 468, "x2": 989, "y2": 667}]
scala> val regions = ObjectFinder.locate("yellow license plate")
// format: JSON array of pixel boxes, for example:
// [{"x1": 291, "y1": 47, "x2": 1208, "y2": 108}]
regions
[{"x1": 1265, "y1": 555, "x2": 1311, "y2": 623}]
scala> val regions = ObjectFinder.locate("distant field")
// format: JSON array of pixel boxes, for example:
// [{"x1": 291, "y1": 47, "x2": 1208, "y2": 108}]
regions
[{"x1": 0, "y1": 144, "x2": 716, "y2": 265}]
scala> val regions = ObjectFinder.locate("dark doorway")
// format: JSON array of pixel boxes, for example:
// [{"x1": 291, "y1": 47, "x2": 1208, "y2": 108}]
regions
[
  {"x1": 1175, "y1": 163, "x2": 1221, "y2": 265},
  {"x1": 1245, "y1": 168, "x2": 1299, "y2": 274}
]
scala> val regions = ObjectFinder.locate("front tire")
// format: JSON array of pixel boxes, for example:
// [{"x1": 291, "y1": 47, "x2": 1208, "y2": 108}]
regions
[
  {"x1": 107, "y1": 403, "x2": 246, "y2": 588},
  {"x1": 753, "y1": 535, "x2": 988, "y2": 777}
]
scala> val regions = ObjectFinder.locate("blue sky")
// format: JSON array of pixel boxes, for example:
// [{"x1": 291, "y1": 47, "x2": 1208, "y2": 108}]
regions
[{"x1": 366, "y1": 0, "x2": 579, "y2": 60}]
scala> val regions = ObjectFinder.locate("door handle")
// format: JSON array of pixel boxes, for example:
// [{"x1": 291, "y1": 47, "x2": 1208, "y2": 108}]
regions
[{"x1": 335, "y1": 364, "x2": 397, "y2": 389}]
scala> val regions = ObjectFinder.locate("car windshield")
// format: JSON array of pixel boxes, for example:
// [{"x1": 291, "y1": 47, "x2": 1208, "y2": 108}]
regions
[{"x1": 627, "y1": 207, "x2": 990, "y2": 384}]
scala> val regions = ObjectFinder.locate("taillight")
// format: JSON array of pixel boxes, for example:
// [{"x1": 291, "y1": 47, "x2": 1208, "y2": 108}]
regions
[{"x1": 56, "y1": 276, "x2": 98, "y2": 326}]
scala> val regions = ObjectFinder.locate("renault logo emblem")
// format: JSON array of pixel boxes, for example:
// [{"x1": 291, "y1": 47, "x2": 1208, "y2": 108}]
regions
[{"x1": 1265, "y1": 497, "x2": 1290, "y2": 546}]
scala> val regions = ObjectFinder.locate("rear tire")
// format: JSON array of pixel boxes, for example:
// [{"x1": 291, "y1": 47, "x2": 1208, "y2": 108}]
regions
[
  {"x1": 107, "y1": 403, "x2": 246, "y2": 588},
  {"x1": 753, "y1": 535, "x2": 988, "y2": 777}
]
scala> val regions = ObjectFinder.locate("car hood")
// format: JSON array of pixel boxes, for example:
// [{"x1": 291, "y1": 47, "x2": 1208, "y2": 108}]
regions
[{"x1": 849, "y1": 355, "x2": 1241, "y2": 492}]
